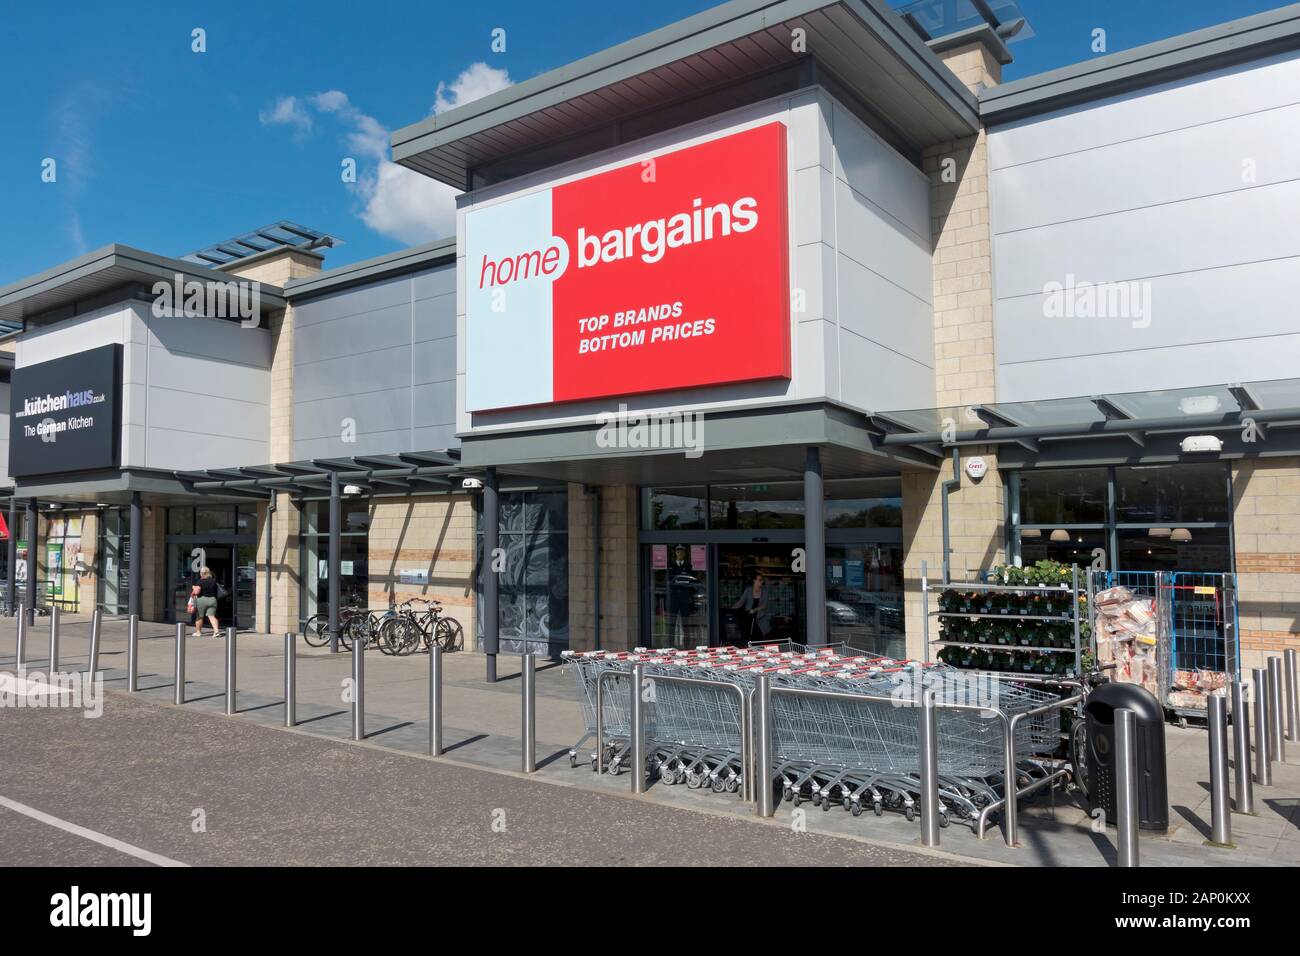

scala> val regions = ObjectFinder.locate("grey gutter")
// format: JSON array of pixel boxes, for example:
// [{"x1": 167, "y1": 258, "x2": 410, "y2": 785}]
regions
[
  {"x1": 391, "y1": 0, "x2": 979, "y2": 166},
  {"x1": 981, "y1": 2, "x2": 1300, "y2": 124},
  {"x1": 284, "y1": 237, "x2": 457, "y2": 301},
  {"x1": 877, "y1": 405, "x2": 1300, "y2": 449}
]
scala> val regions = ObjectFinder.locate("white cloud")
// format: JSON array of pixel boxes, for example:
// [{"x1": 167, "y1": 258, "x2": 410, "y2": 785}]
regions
[
  {"x1": 262, "y1": 64, "x2": 513, "y2": 245},
  {"x1": 258, "y1": 95, "x2": 312, "y2": 136},
  {"x1": 433, "y1": 62, "x2": 511, "y2": 114},
  {"x1": 359, "y1": 163, "x2": 457, "y2": 244}
]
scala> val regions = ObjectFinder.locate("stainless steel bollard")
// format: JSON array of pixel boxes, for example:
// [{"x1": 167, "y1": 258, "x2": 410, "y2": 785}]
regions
[
  {"x1": 1286, "y1": 648, "x2": 1298, "y2": 744},
  {"x1": 428, "y1": 645, "x2": 443, "y2": 756},
  {"x1": 127, "y1": 615, "x2": 139, "y2": 692},
  {"x1": 283, "y1": 633, "x2": 296, "y2": 728},
  {"x1": 87, "y1": 609, "x2": 101, "y2": 675},
  {"x1": 630, "y1": 662, "x2": 647, "y2": 794},
  {"x1": 15, "y1": 604, "x2": 26, "y2": 670},
  {"x1": 918, "y1": 687, "x2": 941, "y2": 847},
  {"x1": 1267, "y1": 657, "x2": 1285, "y2": 763},
  {"x1": 224, "y1": 627, "x2": 237, "y2": 715},
  {"x1": 1207, "y1": 693, "x2": 1232, "y2": 846},
  {"x1": 1230, "y1": 680, "x2": 1254, "y2": 814},
  {"x1": 48, "y1": 606, "x2": 60, "y2": 673},
  {"x1": 521, "y1": 653, "x2": 536, "y2": 773},
  {"x1": 755, "y1": 674, "x2": 774, "y2": 817},
  {"x1": 1115, "y1": 707, "x2": 1140, "y2": 867},
  {"x1": 1253, "y1": 668, "x2": 1272, "y2": 786},
  {"x1": 174, "y1": 622, "x2": 186, "y2": 705},
  {"x1": 351, "y1": 628, "x2": 365, "y2": 740}
]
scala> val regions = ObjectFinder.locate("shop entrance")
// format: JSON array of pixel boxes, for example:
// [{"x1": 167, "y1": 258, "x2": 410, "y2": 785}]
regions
[{"x1": 717, "y1": 544, "x2": 804, "y2": 645}]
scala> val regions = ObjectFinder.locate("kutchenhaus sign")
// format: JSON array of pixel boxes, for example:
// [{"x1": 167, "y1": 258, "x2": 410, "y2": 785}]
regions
[{"x1": 9, "y1": 344, "x2": 122, "y2": 477}]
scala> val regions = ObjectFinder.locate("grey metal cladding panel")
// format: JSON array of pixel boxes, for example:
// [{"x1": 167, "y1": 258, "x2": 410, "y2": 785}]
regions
[
  {"x1": 293, "y1": 302, "x2": 412, "y2": 367},
  {"x1": 293, "y1": 429, "x2": 414, "y2": 461},
  {"x1": 149, "y1": 431, "x2": 269, "y2": 473},
  {"x1": 993, "y1": 179, "x2": 1300, "y2": 299},
  {"x1": 411, "y1": 381, "x2": 456, "y2": 429},
  {"x1": 412, "y1": 424, "x2": 458, "y2": 452},
  {"x1": 411, "y1": 265, "x2": 455, "y2": 301},
  {"x1": 413, "y1": 293, "x2": 455, "y2": 344},
  {"x1": 148, "y1": 390, "x2": 268, "y2": 442},
  {"x1": 981, "y1": 3, "x2": 1300, "y2": 123},
  {"x1": 293, "y1": 344, "x2": 411, "y2": 405},
  {"x1": 411, "y1": 337, "x2": 456, "y2": 387},
  {"x1": 291, "y1": 274, "x2": 410, "y2": 328},
  {"x1": 293, "y1": 387, "x2": 413, "y2": 441}
]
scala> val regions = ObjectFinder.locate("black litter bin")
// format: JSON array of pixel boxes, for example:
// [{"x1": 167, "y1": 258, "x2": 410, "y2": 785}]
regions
[{"x1": 1084, "y1": 683, "x2": 1169, "y2": 831}]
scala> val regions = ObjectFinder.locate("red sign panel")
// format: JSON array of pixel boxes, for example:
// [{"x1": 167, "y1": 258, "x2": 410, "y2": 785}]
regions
[{"x1": 464, "y1": 122, "x2": 791, "y2": 410}]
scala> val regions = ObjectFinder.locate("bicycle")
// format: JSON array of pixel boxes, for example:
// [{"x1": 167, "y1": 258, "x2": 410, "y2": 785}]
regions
[
  {"x1": 408, "y1": 597, "x2": 465, "y2": 653},
  {"x1": 302, "y1": 601, "x2": 372, "y2": 650}
]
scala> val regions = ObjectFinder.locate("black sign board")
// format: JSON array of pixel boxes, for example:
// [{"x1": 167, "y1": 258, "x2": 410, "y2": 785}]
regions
[{"x1": 9, "y1": 344, "x2": 122, "y2": 477}]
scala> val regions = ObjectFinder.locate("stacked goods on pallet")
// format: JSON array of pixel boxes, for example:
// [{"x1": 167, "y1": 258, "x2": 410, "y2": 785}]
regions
[
  {"x1": 1093, "y1": 585, "x2": 1160, "y2": 698},
  {"x1": 1168, "y1": 669, "x2": 1230, "y2": 712}
]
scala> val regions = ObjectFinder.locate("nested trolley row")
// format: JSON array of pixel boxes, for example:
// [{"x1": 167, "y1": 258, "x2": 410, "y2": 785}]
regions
[{"x1": 563, "y1": 642, "x2": 1062, "y2": 829}]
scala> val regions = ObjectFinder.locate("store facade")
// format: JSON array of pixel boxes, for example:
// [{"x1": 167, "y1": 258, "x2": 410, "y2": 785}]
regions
[{"x1": 2, "y1": 0, "x2": 1299, "y2": 684}]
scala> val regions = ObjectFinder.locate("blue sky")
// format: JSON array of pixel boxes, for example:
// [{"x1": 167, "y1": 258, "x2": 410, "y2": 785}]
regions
[{"x1": 0, "y1": 0, "x2": 1292, "y2": 285}]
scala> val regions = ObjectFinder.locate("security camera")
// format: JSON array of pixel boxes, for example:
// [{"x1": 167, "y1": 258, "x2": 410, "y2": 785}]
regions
[
  {"x1": 461, "y1": 477, "x2": 484, "y2": 491},
  {"x1": 343, "y1": 484, "x2": 364, "y2": 496}
]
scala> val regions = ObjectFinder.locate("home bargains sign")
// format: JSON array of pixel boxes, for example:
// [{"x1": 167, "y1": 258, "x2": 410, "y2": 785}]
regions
[{"x1": 465, "y1": 122, "x2": 790, "y2": 411}]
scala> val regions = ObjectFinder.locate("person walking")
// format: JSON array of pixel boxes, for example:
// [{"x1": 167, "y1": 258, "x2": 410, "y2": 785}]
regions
[
  {"x1": 191, "y1": 566, "x2": 222, "y2": 638},
  {"x1": 731, "y1": 571, "x2": 770, "y2": 642}
]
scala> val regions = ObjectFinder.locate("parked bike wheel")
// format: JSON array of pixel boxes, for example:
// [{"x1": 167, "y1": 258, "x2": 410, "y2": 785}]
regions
[
  {"x1": 302, "y1": 614, "x2": 330, "y2": 647},
  {"x1": 435, "y1": 616, "x2": 464, "y2": 652},
  {"x1": 392, "y1": 618, "x2": 424, "y2": 656}
]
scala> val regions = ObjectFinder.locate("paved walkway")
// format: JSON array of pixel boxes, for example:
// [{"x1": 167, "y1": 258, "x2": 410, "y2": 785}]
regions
[{"x1": 3, "y1": 613, "x2": 1298, "y2": 866}]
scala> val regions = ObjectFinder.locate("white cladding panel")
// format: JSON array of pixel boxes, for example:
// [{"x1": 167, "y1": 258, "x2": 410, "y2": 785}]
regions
[
  {"x1": 990, "y1": 50, "x2": 1300, "y2": 400},
  {"x1": 10, "y1": 301, "x2": 270, "y2": 473}
]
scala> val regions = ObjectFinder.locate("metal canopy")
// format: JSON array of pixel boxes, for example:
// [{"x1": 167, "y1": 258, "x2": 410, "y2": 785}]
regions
[
  {"x1": 391, "y1": 0, "x2": 980, "y2": 189},
  {"x1": 175, "y1": 450, "x2": 464, "y2": 499},
  {"x1": 867, "y1": 378, "x2": 1300, "y2": 465},
  {"x1": 180, "y1": 220, "x2": 340, "y2": 268}
]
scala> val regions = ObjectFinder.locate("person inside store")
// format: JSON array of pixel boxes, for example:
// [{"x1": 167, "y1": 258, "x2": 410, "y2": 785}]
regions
[
  {"x1": 731, "y1": 570, "x2": 770, "y2": 643},
  {"x1": 190, "y1": 566, "x2": 222, "y2": 638}
]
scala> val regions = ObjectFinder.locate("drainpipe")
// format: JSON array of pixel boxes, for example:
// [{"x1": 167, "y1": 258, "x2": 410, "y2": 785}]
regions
[
  {"x1": 940, "y1": 447, "x2": 961, "y2": 585},
  {"x1": 264, "y1": 493, "x2": 276, "y2": 635},
  {"x1": 584, "y1": 485, "x2": 601, "y2": 650}
]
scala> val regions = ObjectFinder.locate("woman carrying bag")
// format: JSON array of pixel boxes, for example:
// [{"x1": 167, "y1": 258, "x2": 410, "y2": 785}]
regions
[{"x1": 190, "y1": 566, "x2": 223, "y2": 638}]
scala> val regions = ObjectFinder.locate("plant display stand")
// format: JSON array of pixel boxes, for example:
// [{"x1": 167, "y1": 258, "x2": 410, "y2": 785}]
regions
[{"x1": 923, "y1": 562, "x2": 1083, "y2": 679}]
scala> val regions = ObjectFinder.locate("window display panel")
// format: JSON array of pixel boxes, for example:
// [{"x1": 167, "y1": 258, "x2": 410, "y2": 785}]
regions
[
  {"x1": 1018, "y1": 468, "x2": 1107, "y2": 525},
  {"x1": 1118, "y1": 528, "x2": 1231, "y2": 573},
  {"x1": 1019, "y1": 528, "x2": 1108, "y2": 568},
  {"x1": 826, "y1": 544, "x2": 904, "y2": 658},
  {"x1": 710, "y1": 483, "x2": 804, "y2": 529},
  {"x1": 825, "y1": 478, "x2": 902, "y2": 529},
  {"x1": 1116, "y1": 463, "x2": 1229, "y2": 524},
  {"x1": 648, "y1": 543, "x2": 709, "y2": 648},
  {"x1": 643, "y1": 487, "x2": 707, "y2": 531}
]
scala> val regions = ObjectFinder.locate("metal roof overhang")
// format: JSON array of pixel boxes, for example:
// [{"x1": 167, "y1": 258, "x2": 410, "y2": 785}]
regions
[
  {"x1": 176, "y1": 451, "x2": 464, "y2": 499},
  {"x1": 0, "y1": 244, "x2": 287, "y2": 329},
  {"x1": 391, "y1": 0, "x2": 980, "y2": 189},
  {"x1": 867, "y1": 379, "x2": 1300, "y2": 468}
]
